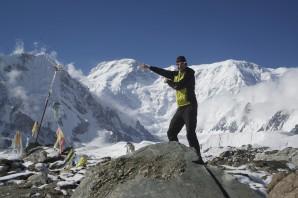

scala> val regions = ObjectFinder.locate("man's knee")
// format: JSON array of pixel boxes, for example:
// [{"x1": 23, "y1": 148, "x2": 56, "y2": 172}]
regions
[{"x1": 167, "y1": 129, "x2": 178, "y2": 141}]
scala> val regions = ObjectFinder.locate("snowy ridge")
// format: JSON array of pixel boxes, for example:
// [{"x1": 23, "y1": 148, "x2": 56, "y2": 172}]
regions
[
  {"x1": 192, "y1": 59, "x2": 274, "y2": 101},
  {"x1": 0, "y1": 53, "x2": 155, "y2": 149}
]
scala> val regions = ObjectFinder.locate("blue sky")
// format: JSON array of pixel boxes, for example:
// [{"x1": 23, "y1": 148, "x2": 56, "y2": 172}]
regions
[{"x1": 0, "y1": 0, "x2": 297, "y2": 73}]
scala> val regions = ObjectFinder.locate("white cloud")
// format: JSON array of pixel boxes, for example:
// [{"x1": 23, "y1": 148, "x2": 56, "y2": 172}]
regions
[
  {"x1": 66, "y1": 63, "x2": 86, "y2": 81},
  {"x1": 196, "y1": 68, "x2": 298, "y2": 131},
  {"x1": 239, "y1": 69, "x2": 298, "y2": 111},
  {"x1": 5, "y1": 70, "x2": 28, "y2": 102},
  {"x1": 7, "y1": 70, "x2": 21, "y2": 85},
  {"x1": 49, "y1": 51, "x2": 58, "y2": 59},
  {"x1": 11, "y1": 86, "x2": 28, "y2": 101}
]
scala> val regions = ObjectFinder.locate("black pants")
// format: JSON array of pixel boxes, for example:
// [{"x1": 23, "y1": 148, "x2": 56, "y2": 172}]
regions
[{"x1": 167, "y1": 104, "x2": 202, "y2": 157}]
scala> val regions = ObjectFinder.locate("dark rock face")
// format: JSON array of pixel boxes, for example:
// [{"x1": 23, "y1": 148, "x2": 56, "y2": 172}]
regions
[
  {"x1": 290, "y1": 124, "x2": 298, "y2": 134},
  {"x1": 72, "y1": 142, "x2": 261, "y2": 198},
  {"x1": 212, "y1": 117, "x2": 239, "y2": 133},
  {"x1": 258, "y1": 110, "x2": 290, "y2": 132}
]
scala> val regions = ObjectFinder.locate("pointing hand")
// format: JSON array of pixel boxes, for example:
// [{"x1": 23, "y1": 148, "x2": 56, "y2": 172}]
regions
[{"x1": 139, "y1": 63, "x2": 150, "y2": 71}]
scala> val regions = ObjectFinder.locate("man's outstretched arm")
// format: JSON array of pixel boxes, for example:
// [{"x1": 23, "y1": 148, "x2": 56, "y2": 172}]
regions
[{"x1": 139, "y1": 64, "x2": 174, "y2": 80}]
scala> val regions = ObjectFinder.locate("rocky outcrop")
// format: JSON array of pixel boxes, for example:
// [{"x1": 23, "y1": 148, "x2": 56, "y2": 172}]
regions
[
  {"x1": 72, "y1": 142, "x2": 261, "y2": 198},
  {"x1": 268, "y1": 171, "x2": 298, "y2": 198},
  {"x1": 290, "y1": 124, "x2": 298, "y2": 134},
  {"x1": 209, "y1": 145, "x2": 268, "y2": 167},
  {"x1": 254, "y1": 147, "x2": 298, "y2": 171},
  {"x1": 209, "y1": 146, "x2": 298, "y2": 173}
]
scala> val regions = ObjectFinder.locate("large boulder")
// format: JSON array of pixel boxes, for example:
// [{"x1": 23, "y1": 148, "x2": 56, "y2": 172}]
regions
[
  {"x1": 24, "y1": 149, "x2": 48, "y2": 164},
  {"x1": 268, "y1": 171, "x2": 298, "y2": 198},
  {"x1": 24, "y1": 146, "x2": 63, "y2": 165},
  {"x1": 26, "y1": 172, "x2": 48, "y2": 186},
  {"x1": 72, "y1": 142, "x2": 262, "y2": 198}
]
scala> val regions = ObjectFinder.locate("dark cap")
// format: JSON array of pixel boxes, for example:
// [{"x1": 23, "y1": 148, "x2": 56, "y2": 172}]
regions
[{"x1": 176, "y1": 56, "x2": 187, "y2": 63}]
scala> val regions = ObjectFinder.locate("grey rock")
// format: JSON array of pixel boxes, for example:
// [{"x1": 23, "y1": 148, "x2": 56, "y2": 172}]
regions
[
  {"x1": 49, "y1": 160, "x2": 65, "y2": 170},
  {"x1": 34, "y1": 163, "x2": 48, "y2": 172},
  {"x1": 0, "y1": 158, "x2": 11, "y2": 166},
  {"x1": 0, "y1": 171, "x2": 34, "y2": 182},
  {"x1": 72, "y1": 142, "x2": 262, "y2": 198},
  {"x1": 10, "y1": 161, "x2": 25, "y2": 171},
  {"x1": 57, "y1": 180, "x2": 78, "y2": 189},
  {"x1": 24, "y1": 149, "x2": 47, "y2": 163},
  {"x1": 254, "y1": 147, "x2": 298, "y2": 169},
  {"x1": 0, "y1": 165, "x2": 9, "y2": 176},
  {"x1": 27, "y1": 172, "x2": 48, "y2": 186}
]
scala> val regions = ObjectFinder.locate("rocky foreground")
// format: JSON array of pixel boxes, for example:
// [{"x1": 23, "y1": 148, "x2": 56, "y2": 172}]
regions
[
  {"x1": 0, "y1": 143, "x2": 297, "y2": 198},
  {"x1": 72, "y1": 142, "x2": 261, "y2": 198},
  {"x1": 0, "y1": 145, "x2": 110, "y2": 197}
]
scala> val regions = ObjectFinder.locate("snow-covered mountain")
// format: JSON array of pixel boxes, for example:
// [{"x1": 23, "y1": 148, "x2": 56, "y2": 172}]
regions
[
  {"x1": 0, "y1": 53, "x2": 156, "y2": 148},
  {"x1": 1, "y1": 49, "x2": 297, "y2": 150},
  {"x1": 81, "y1": 59, "x2": 298, "y2": 141}
]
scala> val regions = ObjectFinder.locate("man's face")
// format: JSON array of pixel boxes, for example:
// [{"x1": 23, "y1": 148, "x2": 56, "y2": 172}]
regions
[{"x1": 176, "y1": 61, "x2": 187, "y2": 71}]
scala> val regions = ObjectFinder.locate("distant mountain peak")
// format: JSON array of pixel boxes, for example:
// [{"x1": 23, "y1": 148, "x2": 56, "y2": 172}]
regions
[
  {"x1": 89, "y1": 58, "x2": 137, "y2": 75},
  {"x1": 0, "y1": 53, "x2": 155, "y2": 148}
]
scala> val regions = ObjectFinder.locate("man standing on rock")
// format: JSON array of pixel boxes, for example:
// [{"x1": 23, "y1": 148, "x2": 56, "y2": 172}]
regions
[{"x1": 140, "y1": 56, "x2": 204, "y2": 164}]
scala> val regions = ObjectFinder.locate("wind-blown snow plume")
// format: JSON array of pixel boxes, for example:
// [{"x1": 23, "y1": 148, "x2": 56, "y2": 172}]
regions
[
  {"x1": 12, "y1": 39, "x2": 24, "y2": 55},
  {"x1": 66, "y1": 63, "x2": 86, "y2": 81}
]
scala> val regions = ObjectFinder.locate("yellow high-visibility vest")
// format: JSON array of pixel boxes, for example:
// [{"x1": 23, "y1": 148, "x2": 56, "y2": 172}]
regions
[{"x1": 174, "y1": 71, "x2": 190, "y2": 107}]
